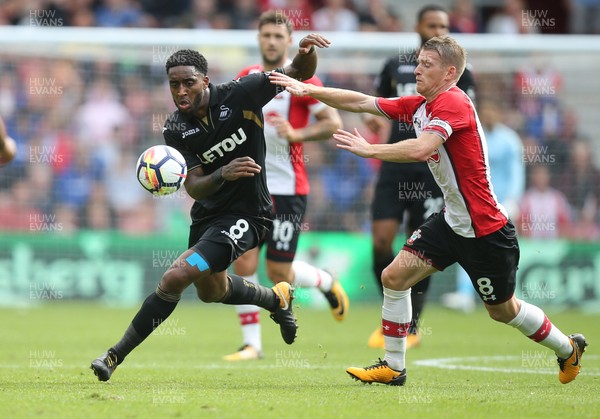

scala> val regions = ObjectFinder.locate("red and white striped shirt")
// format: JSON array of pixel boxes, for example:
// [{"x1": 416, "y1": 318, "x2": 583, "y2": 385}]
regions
[
  {"x1": 237, "y1": 63, "x2": 326, "y2": 195},
  {"x1": 376, "y1": 86, "x2": 508, "y2": 238}
]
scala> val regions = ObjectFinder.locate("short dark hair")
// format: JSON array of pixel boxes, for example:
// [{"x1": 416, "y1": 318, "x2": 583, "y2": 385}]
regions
[
  {"x1": 165, "y1": 49, "x2": 208, "y2": 75},
  {"x1": 258, "y1": 10, "x2": 293, "y2": 34},
  {"x1": 417, "y1": 4, "x2": 448, "y2": 22}
]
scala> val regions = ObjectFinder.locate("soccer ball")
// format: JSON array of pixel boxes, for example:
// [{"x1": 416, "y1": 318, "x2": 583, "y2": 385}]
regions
[{"x1": 136, "y1": 145, "x2": 187, "y2": 196}]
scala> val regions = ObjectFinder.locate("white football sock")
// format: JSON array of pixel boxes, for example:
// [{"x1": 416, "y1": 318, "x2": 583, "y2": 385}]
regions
[
  {"x1": 382, "y1": 287, "x2": 412, "y2": 371},
  {"x1": 291, "y1": 260, "x2": 333, "y2": 292},
  {"x1": 508, "y1": 299, "x2": 572, "y2": 358},
  {"x1": 235, "y1": 273, "x2": 262, "y2": 352}
]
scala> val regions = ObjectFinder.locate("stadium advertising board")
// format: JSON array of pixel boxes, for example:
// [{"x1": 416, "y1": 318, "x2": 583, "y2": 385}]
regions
[{"x1": 0, "y1": 232, "x2": 598, "y2": 310}]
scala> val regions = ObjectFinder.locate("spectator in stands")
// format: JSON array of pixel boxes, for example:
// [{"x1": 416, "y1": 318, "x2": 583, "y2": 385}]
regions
[
  {"x1": 486, "y1": 0, "x2": 537, "y2": 34},
  {"x1": 519, "y1": 165, "x2": 571, "y2": 239},
  {"x1": 174, "y1": 0, "x2": 232, "y2": 29},
  {"x1": 312, "y1": 0, "x2": 359, "y2": 32},
  {"x1": 52, "y1": 141, "x2": 104, "y2": 225},
  {"x1": 228, "y1": 0, "x2": 261, "y2": 30},
  {"x1": 357, "y1": 0, "x2": 403, "y2": 32},
  {"x1": 526, "y1": 0, "x2": 570, "y2": 34},
  {"x1": 104, "y1": 147, "x2": 156, "y2": 234},
  {"x1": 556, "y1": 140, "x2": 600, "y2": 226},
  {"x1": 74, "y1": 77, "x2": 130, "y2": 168},
  {"x1": 0, "y1": 179, "x2": 44, "y2": 231},
  {"x1": 319, "y1": 121, "x2": 374, "y2": 232},
  {"x1": 95, "y1": 0, "x2": 146, "y2": 27},
  {"x1": 139, "y1": 0, "x2": 189, "y2": 27},
  {"x1": 514, "y1": 58, "x2": 563, "y2": 144},
  {"x1": 258, "y1": 0, "x2": 314, "y2": 30},
  {"x1": 81, "y1": 182, "x2": 116, "y2": 230},
  {"x1": 449, "y1": 0, "x2": 480, "y2": 33},
  {"x1": 569, "y1": 0, "x2": 600, "y2": 34}
]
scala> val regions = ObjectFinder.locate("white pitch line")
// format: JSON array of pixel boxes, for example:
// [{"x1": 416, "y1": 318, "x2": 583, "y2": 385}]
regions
[{"x1": 414, "y1": 355, "x2": 600, "y2": 376}]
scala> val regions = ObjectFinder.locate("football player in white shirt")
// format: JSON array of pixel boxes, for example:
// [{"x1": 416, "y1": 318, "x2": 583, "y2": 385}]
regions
[{"x1": 223, "y1": 11, "x2": 349, "y2": 362}]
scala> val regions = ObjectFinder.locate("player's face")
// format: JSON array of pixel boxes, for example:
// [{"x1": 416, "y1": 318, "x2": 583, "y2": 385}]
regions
[
  {"x1": 168, "y1": 66, "x2": 209, "y2": 116},
  {"x1": 416, "y1": 11, "x2": 449, "y2": 44},
  {"x1": 258, "y1": 23, "x2": 292, "y2": 68},
  {"x1": 414, "y1": 50, "x2": 449, "y2": 97}
]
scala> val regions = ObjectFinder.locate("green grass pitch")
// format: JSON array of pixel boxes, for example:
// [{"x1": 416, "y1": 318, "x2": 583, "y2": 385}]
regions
[{"x1": 1, "y1": 302, "x2": 598, "y2": 418}]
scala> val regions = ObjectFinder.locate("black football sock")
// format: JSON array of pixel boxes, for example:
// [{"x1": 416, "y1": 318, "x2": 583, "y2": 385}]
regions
[
  {"x1": 111, "y1": 286, "x2": 180, "y2": 363},
  {"x1": 373, "y1": 251, "x2": 395, "y2": 296},
  {"x1": 220, "y1": 274, "x2": 279, "y2": 312},
  {"x1": 409, "y1": 276, "x2": 431, "y2": 335}
]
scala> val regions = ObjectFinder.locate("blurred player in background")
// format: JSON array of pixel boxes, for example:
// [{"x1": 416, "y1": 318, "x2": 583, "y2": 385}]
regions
[
  {"x1": 270, "y1": 34, "x2": 586, "y2": 387},
  {"x1": 223, "y1": 11, "x2": 348, "y2": 361},
  {"x1": 0, "y1": 116, "x2": 17, "y2": 164},
  {"x1": 91, "y1": 33, "x2": 331, "y2": 381},
  {"x1": 364, "y1": 4, "x2": 476, "y2": 349}
]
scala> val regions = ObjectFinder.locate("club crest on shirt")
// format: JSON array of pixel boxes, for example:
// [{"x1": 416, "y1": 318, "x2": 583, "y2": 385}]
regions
[
  {"x1": 219, "y1": 105, "x2": 232, "y2": 121},
  {"x1": 413, "y1": 116, "x2": 422, "y2": 130},
  {"x1": 407, "y1": 228, "x2": 422, "y2": 245}
]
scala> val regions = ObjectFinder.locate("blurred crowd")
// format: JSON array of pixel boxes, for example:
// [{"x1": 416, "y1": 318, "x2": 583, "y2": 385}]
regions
[
  {"x1": 0, "y1": 0, "x2": 596, "y2": 34},
  {"x1": 0, "y1": 0, "x2": 599, "y2": 238}
]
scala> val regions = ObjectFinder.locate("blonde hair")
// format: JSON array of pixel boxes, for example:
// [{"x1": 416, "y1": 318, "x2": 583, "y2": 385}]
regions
[{"x1": 421, "y1": 35, "x2": 466, "y2": 81}]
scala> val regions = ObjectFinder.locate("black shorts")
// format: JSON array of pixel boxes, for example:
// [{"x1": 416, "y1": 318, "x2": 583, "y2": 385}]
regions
[
  {"x1": 371, "y1": 162, "x2": 443, "y2": 230},
  {"x1": 264, "y1": 195, "x2": 307, "y2": 263},
  {"x1": 403, "y1": 212, "x2": 520, "y2": 305},
  {"x1": 188, "y1": 215, "x2": 272, "y2": 273}
]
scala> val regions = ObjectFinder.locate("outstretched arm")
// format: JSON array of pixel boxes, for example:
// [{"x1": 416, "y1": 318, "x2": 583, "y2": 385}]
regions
[
  {"x1": 269, "y1": 72, "x2": 381, "y2": 115},
  {"x1": 283, "y1": 34, "x2": 331, "y2": 81},
  {"x1": 267, "y1": 105, "x2": 342, "y2": 143},
  {"x1": 333, "y1": 129, "x2": 444, "y2": 163}
]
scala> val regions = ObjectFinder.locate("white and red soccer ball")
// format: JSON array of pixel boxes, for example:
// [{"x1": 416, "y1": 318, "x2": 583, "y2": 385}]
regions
[{"x1": 136, "y1": 145, "x2": 187, "y2": 196}]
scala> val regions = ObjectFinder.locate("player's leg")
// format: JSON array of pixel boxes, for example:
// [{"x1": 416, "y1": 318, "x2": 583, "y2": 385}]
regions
[
  {"x1": 194, "y1": 215, "x2": 296, "y2": 345},
  {"x1": 464, "y1": 220, "x2": 587, "y2": 384},
  {"x1": 223, "y1": 247, "x2": 263, "y2": 361},
  {"x1": 347, "y1": 249, "x2": 438, "y2": 386},
  {"x1": 370, "y1": 173, "x2": 406, "y2": 348},
  {"x1": 405, "y1": 172, "x2": 444, "y2": 348},
  {"x1": 347, "y1": 212, "x2": 453, "y2": 386},
  {"x1": 487, "y1": 295, "x2": 586, "y2": 384},
  {"x1": 267, "y1": 195, "x2": 349, "y2": 321},
  {"x1": 90, "y1": 247, "x2": 209, "y2": 381},
  {"x1": 368, "y1": 218, "x2": 400, "y2": 348}
]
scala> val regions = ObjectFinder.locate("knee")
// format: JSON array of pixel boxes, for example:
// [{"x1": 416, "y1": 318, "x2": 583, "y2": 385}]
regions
[
  {"x1": 381, "y1": 265, "x2": 409, "y2": 291},
  {"x1": 194, "y1": 273, "x2": 227, "y2": 303},
  {"x1": 485, "y1": 298, "x2": 520, "y2": 324},
  {"x1": 486, "y1": 306, "x2": 513, "y2": 324},
  {"x1": 161, "y1": 267, "x2": 192, "y2": 294},
  {"x1": 372, "y1": 237, "x2": 392, "y2": 257},
  {"x1": 234, "y1": 259, "x2": 257, "y2": 277},
  {"x1": 196, "y1": 287, "x2": 219, "y2": 303}
]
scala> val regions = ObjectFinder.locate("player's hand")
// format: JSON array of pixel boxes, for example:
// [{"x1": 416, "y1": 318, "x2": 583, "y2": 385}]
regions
[
  {"x1": 269, "y1": 72, "x2": 312, "y2": 97},
  {"x1": 298, "y1": 33, "x2": 331, "y2": 54},
  {"x1": 266, "y1": 114, "x2": 299, "y2": 142},
  {"x1": 332, "y1": 128, "x2": 373, "y2": 158},
  {"x1": 221, "y1": 157, "x2": 261, "y2": 180}
]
